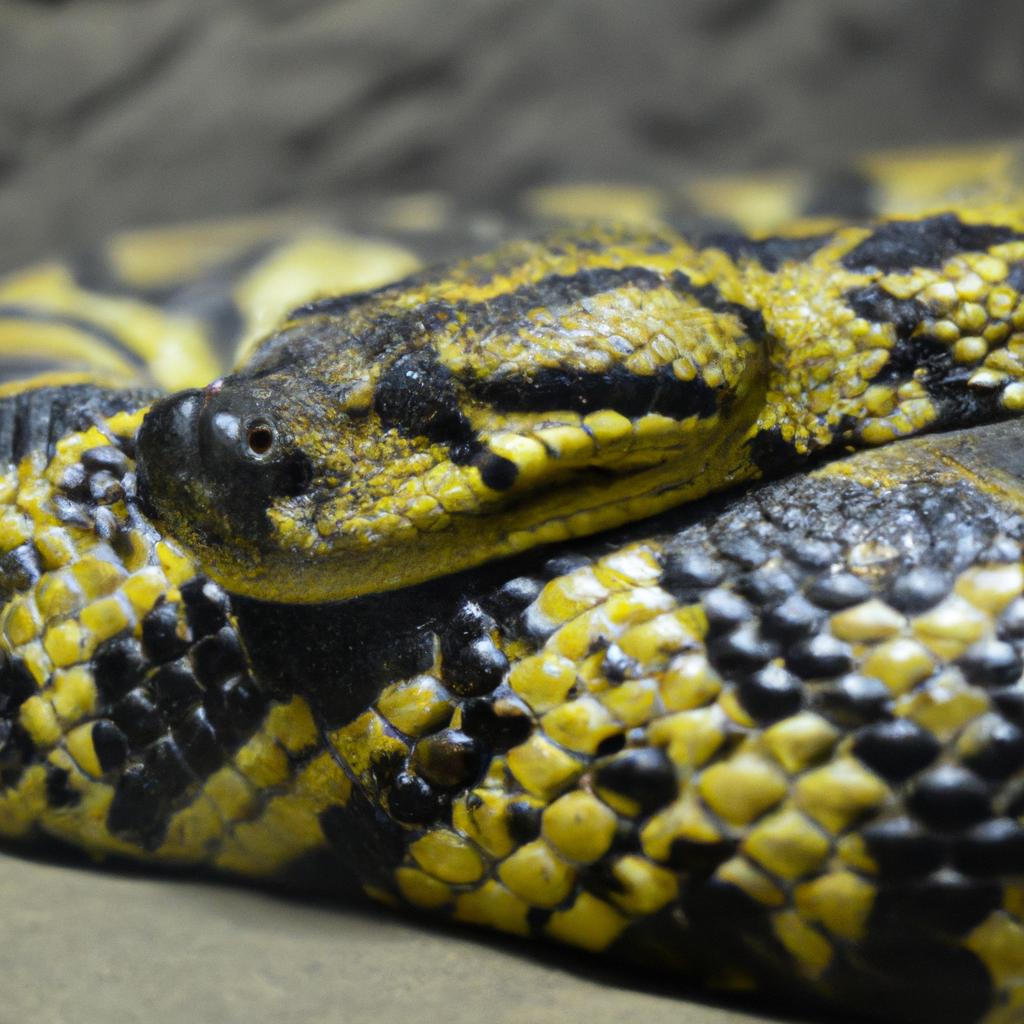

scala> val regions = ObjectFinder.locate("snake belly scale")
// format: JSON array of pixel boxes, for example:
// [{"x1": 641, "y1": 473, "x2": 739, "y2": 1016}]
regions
[{"x1": 3, "y1": 146, "x2": 1024, "y2": 1022}]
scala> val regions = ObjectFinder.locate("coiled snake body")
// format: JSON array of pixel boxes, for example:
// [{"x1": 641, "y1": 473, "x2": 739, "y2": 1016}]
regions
[{"x1": 4, "y1": 146, "x2": 1024, "y2": 1022}]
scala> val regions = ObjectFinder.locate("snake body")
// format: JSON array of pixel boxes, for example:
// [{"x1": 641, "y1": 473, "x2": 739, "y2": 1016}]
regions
[{"x1": 4, "y1": 146, "x2": 1024, "y2": 1022}]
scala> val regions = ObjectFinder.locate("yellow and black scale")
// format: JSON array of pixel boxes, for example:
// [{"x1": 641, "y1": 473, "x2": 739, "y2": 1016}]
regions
[{"x1": 4, "y1": 144, "x2": 1024, "y2": 1022}]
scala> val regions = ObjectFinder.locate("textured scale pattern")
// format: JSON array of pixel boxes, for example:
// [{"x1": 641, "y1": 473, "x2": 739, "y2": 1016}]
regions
[{"x1": 4, "y1": 146, "x2": 1024, "y2": 1023}]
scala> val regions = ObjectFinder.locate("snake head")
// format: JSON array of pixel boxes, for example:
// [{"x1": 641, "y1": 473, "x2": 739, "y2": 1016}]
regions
[
  {"x1": 136, "y1": 227, "x2": 764, "y2": 604},
  {"x1": 137, "y1": 378, "x2": 314, "y2": 552}
]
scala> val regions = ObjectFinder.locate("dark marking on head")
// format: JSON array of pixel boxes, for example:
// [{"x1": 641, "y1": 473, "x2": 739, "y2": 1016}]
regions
[
  {"x1": 477, "y1": 265, "x2": 665, "y2": 320},
  {"x1": 697, "y1": 231, "x2": 832, "y2": 271},
  {"x1": 296, "y1": 264, "x2": 664, "y2": 318},
  {"x1": 842, "y1": 213, "x2": 1023, "y2": 273},
  {"x1": 373, "y1": 348, "x2": 475, "y2": 448},
  {"x1": 291, "y1": 266, "x2": 668, "y2": 364},
  {"x1": 477, "y1": 451, "x2": 518, "y2": 491},
  {"x1": 469, "y1": 362, "x2": 719, "y2": 421},
  {"x1": 847, "y1": 283, "x2": 929, "y2": 340},
  {"x1": 670, "y1": 270, "x2": 769, "y2": 344}
]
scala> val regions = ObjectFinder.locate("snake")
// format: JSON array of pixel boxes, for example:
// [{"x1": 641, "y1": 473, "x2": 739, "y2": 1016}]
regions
[{"x1": 3, "y1": 143, "x2": 1024, "y2": 1023}]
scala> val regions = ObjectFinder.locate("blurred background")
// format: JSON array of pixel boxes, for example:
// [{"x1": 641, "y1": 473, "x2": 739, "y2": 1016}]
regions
[{"x1": 2, "y1": 0, "x2": 1024, "y2": 271}]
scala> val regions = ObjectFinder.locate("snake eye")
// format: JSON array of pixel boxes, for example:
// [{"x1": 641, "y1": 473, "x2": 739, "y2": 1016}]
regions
[{"x1": 246, "y1": 420, "x2": 275, "y2": 457}]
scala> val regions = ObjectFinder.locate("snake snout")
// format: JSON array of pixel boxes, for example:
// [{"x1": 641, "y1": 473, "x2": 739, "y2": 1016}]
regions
[{"x1": 135, "y1": 389, "x2": 204, "y2": 522}]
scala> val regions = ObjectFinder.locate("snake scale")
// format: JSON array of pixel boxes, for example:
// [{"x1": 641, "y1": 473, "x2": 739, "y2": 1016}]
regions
[{"x1": 4, "y1": 144, "x2": 1024, "y2": 1022}]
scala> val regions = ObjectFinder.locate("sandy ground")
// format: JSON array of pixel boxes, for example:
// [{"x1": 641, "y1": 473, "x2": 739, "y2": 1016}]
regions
[{"x1": 0, "y1": 853, "x2": 794, "y2": 1024}]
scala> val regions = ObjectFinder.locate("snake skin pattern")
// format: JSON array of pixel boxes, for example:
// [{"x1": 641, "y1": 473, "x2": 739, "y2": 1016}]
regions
[{"x1": 4, "y1": 146, "x2": 1024, "y2": 1022}]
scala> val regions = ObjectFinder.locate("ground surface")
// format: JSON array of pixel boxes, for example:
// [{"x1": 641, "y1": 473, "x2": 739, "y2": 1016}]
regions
[
  {"x1": 1, "y1": 2, "x2": 1023, "y2": 1022},
  {"x1": 0, "y1": 855, "x2": 788, "y2": 1024}
]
